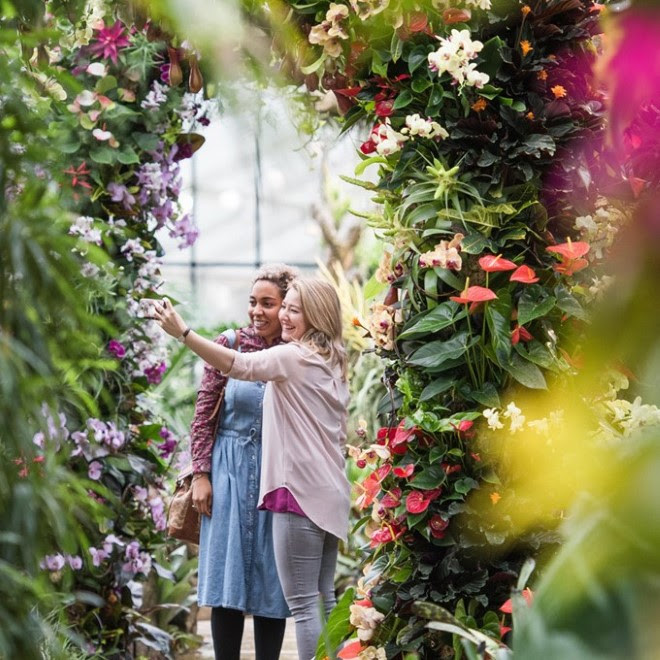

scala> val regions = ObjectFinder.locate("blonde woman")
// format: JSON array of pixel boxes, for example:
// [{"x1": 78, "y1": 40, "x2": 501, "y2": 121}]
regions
[{"x1": 153, "y1": 279, "x2": 350, "y2": 660}]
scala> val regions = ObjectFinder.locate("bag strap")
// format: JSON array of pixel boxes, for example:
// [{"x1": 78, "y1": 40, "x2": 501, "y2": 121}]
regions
[{"x1": 209, "y1": 328, "x2": 241, "y2": 420}]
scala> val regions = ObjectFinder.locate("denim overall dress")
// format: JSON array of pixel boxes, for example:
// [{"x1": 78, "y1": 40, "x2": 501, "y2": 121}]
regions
[{"x1": 197, "y1": 331, "x2": 290, "y2": 618}]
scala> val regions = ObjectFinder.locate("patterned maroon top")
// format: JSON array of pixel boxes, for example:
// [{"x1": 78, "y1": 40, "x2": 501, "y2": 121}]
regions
[{"x1": 190, "y1": 325, "x2": 281, "y2": 474}]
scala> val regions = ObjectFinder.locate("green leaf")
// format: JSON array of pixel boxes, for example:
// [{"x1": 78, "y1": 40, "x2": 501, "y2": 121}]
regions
[
  {"x1": 390, "y1": 33, "x2": 404, "y2": 63},
  {"x1": 518, "y1": 286, "x2": 556, "y2": 326},
  {"x1": 460, "y1": 234, "x2": 490, "y2": 255},
  {"x1": 96, "y1": 75, "x2": 117, "y2": 94},
  {"x1": 117, "y1": 147, "x2": 140, "y2": 165},
  {"x1": 424, "y1": 268, "x2": 438, "y2": 309},
  {"x1": 420, "y1": 375, "x2": 455, "y2": 401},
  {"x1": 133, "y1": 132, "x2": 160, "y2": 151},
  {"x1": 399, "y1": 302, "x2": 465, "y2": 339},
  {"x1": 411, "y1": 77, "x2": 432, "y2": 93},
  {"x1": 315, "y1": 587, "x2": 356, "y2": 659},
  {"x1": 504, "y1": 352, "x2": 547, "y2": 389},
  {"x1": 409, "y1": 331, "x2": 472, "y2": 368},
  {"x1": 413, "y1": 465, "x2": 446, "y2": 489},
  {"x1": 393, "y1": 89, "x2": 413, "y2": 110},
  {"x1": 479, "y1": 37, "x2": 504, "y2": 80},
  {"x1": 555, "y1": 285, "x2": 588, "y2": 320},
  {"x1": 477, "y1": 84, "x2": 502, "y2": 100},
  {"x1": 454, "y1": 477, "x2": 479, "y2": 495},
  {"x1": 468, "y1": 382, "x2": 500, "y2": 408},
  {"x1": 405, "y1": 203, "x2": 442, "y2": 226},
  {"x1": 408, "y1": 46, "x2": 430, "y2": 74},
  {"x1": 363, "y1": 272, "x2": 388, "y2": 300},
  {"x1": 486, "y1": 289, "x2": 512, "y2": 366},
  {"x1": 371, "y1": 50, "x2": 389, "y2": 77},
  {"x1": 89, "y1": 146, "x2": 116, "y2": 165},
  {"x1": 355, "y1": 155, "x2": 389, "y2": 176},
  {"x1": 300, "y1": 51, "x2": 326, "y2": 75}
]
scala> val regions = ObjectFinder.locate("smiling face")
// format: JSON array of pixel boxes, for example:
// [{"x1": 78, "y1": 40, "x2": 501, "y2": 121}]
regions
[
  {"x1": 248, "y1": 280, "x2": 284, "y2": 345},
  {"x1": 279, "y1": 289, "x2": 310, "y2": 342}
]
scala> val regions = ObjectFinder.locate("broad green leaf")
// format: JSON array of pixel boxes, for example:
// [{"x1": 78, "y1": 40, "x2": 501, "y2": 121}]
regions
[
  {"x1": 405, "y1": 203, "x2": 442, "y2": 226},
  {"x1": 363, "y1": 272, "x2": 388, "y2": 300},
  {"x1": 96, "y1": 75, "x2": 117, "y2": 94},
  {"x1": 413, "y1": 465, "x2": 446, "y2": 489},
  {"x1": 316, "y1": 588, "x2": 356, "y2": 659},
  {"x1": 555, "y1": 285, "x2": 588, "y2": 320},
  {"x1": 393, "y1": 89, "x2": 413, "y2": 110},
  {"x1": 504, "y1": 352, "x2": 547, "y2": 389},
  {"x1": 408, "y1": 46, "x2": 430, "y2": 74},
  {"x1": 518, "y1": 286, "x2": 556, "y2": 326},
  {"x1": 409, "y1": 331, "x2": 472, "y2": 368},
  {"x1": 486, "y1": 289, "x2": 512, "y2": 366},
  {"x1": 454, "y1": 477, "x2": 479, "y2": 495},
  {"x1": 424, "y1": 268, "x2": 438, "y2": 309},
  {"x1": 133, "y1": 132, "x2": 160, "y2": 151},
  {"x1": 89, "y1": 146, "x2": 115, "y2": 164},
  {"x1": 411, "y1": 76, "x2": 432, "y2": 93},
  {"x1": 479, "y1": 37, "x2": 505, "y2": 80},
  {"x1": 461, "y1": 234, "x2": 490, "y2": 254},
  {"x1": 468, "y1": 382, "x2": 501, "y2": 408},
  {"x1": 420, "y1": 375, "x2": 455, "y2": 401},
  {"x1": 390, "y1": 33, "x2": 404, "y2": 63},
  {"x1": 117, "y1": 147, "x2": 140, "y2": 165},
  {"x1": 400, "y1": 302, "x2": 465, "y2": 339}
]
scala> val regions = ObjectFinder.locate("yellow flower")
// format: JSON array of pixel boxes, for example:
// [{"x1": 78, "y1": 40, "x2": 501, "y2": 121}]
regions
[
  {"x1": 551, "y1": 84, "x2": 567, "y2": 99},
  {"x1": 490, "y1": 492, "x2": 502, "y2": 505},
  {"x1": 526, "y1": 111, "x2": 535, "y2": 120},
  {"x1": 537, "y1": 69, "x2": 548, "y2": 81},
  {"x1": 471, "y1": 97, "x2": 488, "y2": 113},
  {"x1": 521, "y1": 4, "x2": 532, "y2": 16},
  {"x1": 520, "y1": 40, "x2": 533, "y2": 57}
]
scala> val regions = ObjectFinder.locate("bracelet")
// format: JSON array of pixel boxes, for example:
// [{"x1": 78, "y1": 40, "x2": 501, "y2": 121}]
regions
[{"x1": 177, "y1": 327, "x2": 192, "y2": 343}]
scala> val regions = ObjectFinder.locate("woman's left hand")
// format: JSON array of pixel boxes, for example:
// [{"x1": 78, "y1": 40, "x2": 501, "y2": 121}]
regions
[{"x1": 152, "y1": 298, "x2": 187, "y2": 338}]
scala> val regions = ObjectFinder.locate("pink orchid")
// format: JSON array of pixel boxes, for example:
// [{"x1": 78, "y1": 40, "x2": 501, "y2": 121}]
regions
[{"x1": 89, "y1": 21, "x2": 131, "y2": 64}]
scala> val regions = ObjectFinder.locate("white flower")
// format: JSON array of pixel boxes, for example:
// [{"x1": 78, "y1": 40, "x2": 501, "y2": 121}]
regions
[
  {"x1": 428, "y1": 29, "x2": 489, "y2": 88},
  {"x1": 76, "y1": 90, "x2": 97, "y2": 107},
  {"x1": 403, "y1": 113, "x2": 449, "y2": 139},
  {"x1": 527, "y1": 418, "x2": 549, "y2": 435},
  {"x1": 503, "y1": 401, "x2": 525, "y2": 432},
  {"x1": 483, "y1": 408, "x2": 503, "y2": 430},
  {"x1": 465, "y1": 0, "x2": 492, "y2": 9},
  {"x1": 86, "y1": 62, "x2": 107, "y2": 77}
]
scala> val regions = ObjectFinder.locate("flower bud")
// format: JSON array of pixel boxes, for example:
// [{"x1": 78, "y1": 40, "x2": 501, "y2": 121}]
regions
[
  {"x1": 167, "y1": 46, "x2": 182, "y2": 87},
  {"x1": 188, "y1": 55, "x2": 203, "y2": 93}
]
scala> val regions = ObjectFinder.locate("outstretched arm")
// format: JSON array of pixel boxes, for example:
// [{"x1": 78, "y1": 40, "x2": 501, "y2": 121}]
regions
[{"x1": 152, "y1": 298, "x2": 236, "y2": 373}]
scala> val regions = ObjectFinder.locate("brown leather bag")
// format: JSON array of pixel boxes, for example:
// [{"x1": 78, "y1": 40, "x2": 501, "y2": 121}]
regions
[{"x1": 166, "y1": 329, "x2": 241, "y2": 544}]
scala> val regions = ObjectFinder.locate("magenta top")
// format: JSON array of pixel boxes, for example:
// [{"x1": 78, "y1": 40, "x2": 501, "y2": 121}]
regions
[{"x1": 260, "y1": 487, "x2": 306, "y2": 517}]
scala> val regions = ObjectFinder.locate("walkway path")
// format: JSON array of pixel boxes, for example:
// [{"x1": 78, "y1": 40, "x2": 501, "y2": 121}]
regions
[{"x1": 192, "y1": 608, "x2": 298, "y2": 659}]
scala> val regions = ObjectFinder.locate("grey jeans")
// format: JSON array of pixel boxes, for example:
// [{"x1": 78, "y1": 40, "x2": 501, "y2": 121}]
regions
[{"x1": 271, "y1": 513, "x2": 339, "y2": 660}]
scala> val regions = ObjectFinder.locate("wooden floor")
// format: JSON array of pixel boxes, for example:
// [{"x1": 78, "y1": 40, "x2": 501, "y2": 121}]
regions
[{"x1": 191, "y1": 608, "x2": 298, "y2": 659}]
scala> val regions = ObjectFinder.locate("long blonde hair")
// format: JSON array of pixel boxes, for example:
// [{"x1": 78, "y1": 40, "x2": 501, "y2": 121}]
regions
[{"x1": 288, "y1": 278, "x2": 347, "y2": 380}]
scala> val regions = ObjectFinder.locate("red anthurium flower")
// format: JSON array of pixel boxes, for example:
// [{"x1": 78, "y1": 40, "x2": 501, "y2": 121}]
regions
[
  {"x1": 425, "y1": 488, "x2": 443, "y2": 501},
  {"x1": 553, "y1": 257, "x2": 589, "y2": 276},
  {"x1": 393, "y1": 463, "x2": 415, "y2": 478},
  {"x1": 380, "y1": 487, "x2": 402, "y2": 508},
  {"x1": 406, "y1": 490, "x2": 432, "y2": 514},
  {"x1": 471, "y1": 452, "x2": 481, "y2": 461},
  {"x1": 429, "y1": 514, "x2": 449, "y2": 538},
  {"x1": 442, "y1": 462, "x2": 462, "y2": 475},
  {"x1": 375, "y1": 99, "x2": 395, "y2": 117},
  {"x1": 369, "y1": 521, "x2": 406, "y2": 547},
  {"x1": 545, "y1": 240, "x2": 590, "y2": 260},
  {"x1": 479, "y1": 254, "x2": 517, "y2": 272},
  {"x1": 450, "y1": 285, "x2": 497, "y2": 304},
  {"x1": 500, "y1": 624, "x2": 513, "y2": 638},
  {"x1": 443, "y1": 7, "x2": 472, "y2": 23},
  {"x1": 337, "y1": 639, "x2": 364, "y2": 659},
  {"x1": 510, "y1": 264, "x2": 539, "y2": 284},
  {"x1": 511, "y1": 324, "x2": 533, "y2": 346},
  {"x1": 500, "y1": 587, "x2": 534, "y2": 613},
  {"x1": 355, "y1": 473, "x2": 382, "y2": 510},
  {"x1": 376, "y1": 426, "x2": 396, "y2": 445},
  {"x1": 391, "y1": 422, "x2": 417, "y2": 454},
  {"x1": 408, "y1": 11, "x2": 429, "y2": 32},
  {"x1": 374, "y1": 464, "x2": 392, "y2": 481}
]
